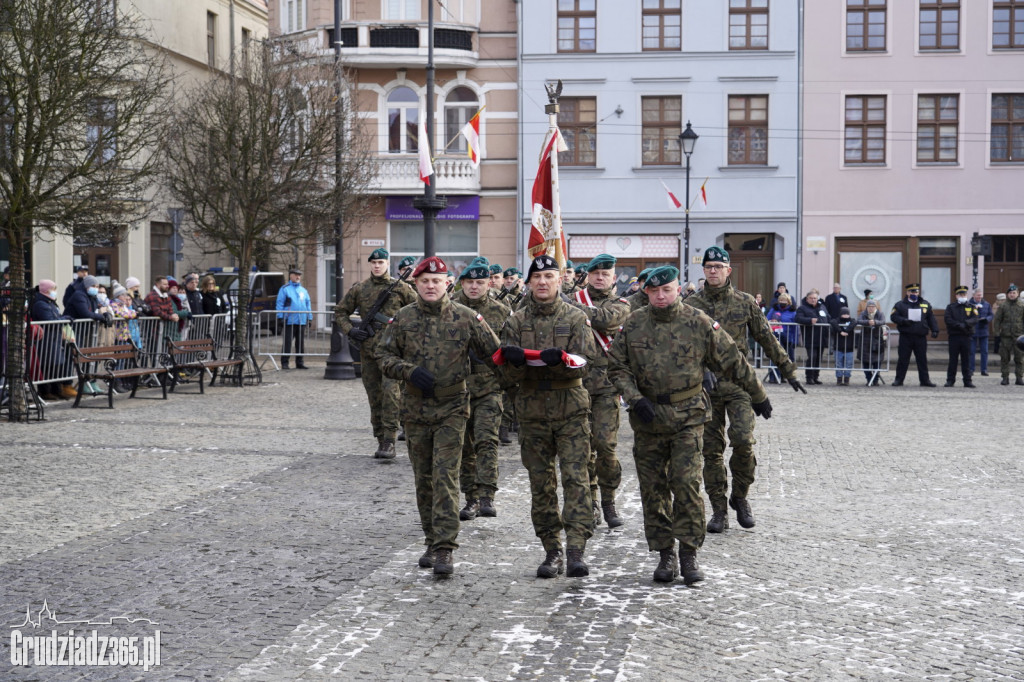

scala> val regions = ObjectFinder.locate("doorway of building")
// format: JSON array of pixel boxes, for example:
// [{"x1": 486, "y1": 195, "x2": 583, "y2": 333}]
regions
[
  {"x1": 723, "y1": 233, "x2": 774, "y2": 298},
  {"x1": 72, "y1": 248, "x2": 120, "y2": 288}
]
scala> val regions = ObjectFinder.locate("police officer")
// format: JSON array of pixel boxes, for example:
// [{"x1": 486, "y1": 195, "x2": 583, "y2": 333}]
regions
[
  {"x1": 943, "y1": 285, "x2": 979, "y2": 388},
  {"x1": 890, "y1": 283, "x2": 939, "y2": 387},
  {"x1": 453, "y1": 260, "x2": 510, "y2": 520},
  {"x1": 334, "y1": 248, "x2": 417, "y2": 459},
  {"x1": 687, "y1": 246, "x2": 805, "y2": 533},
  {"x1": 378, "y1": 257, "x2": 500, "y2": 575},
  {"x1": 498, "y1": 255, "x2": 597, "y2": 578},
  {"x1": 609, "y1": 266, "x2": 772, "y2": 584},
  {"x1": 994, "y1": 283, "x2": 1024, "y2": 385},
  {"x1": 569, "y1": 254, "x2": 631, "y2": 529}
]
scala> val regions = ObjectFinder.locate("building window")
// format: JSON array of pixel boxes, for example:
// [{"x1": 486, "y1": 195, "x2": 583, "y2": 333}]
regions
[
  {"x1": 728, "y1": 95, "x2": 768, "y2": 165},
  {"x1": 86, "y1": 98, "x2": 117, "y2": 163},
  {"x1": 844, "y1": 95, "x2": 886, "y2": 164},
  {"x1": 384, "y1": 0, "x2": 420, "y2": 20},
  {"x1": 387, "y1": 86, "x2": 420, "y2": 153},
  {"x1": 89, "y1": 0, "x2": 117, "y2": 27},
  {"x1": 919, "y1": 0, "x2": 959, "y2": 50},
  {"x1": 642, "y1": 0, "x2": 681, "y2": 51},
  {"x1": 241, "y1": 27, "x2": 252, "y2": 63},
  {"x1": 641, "y1": 96, "x2": 681, "y2": 166},
  {"x1": 991, "y1": 93, "x2": 1024, "y2": 162},
  {"x1": 917, "y1": 94, "x2": 958, "y2": 163},
  {"x1": 729, "y1": 0, "x2": 768, "y2": 50},
  {"x1": 557, "y1": 0, "x2": 596, "y2": 53},
  {"x1": 390, "y1": 221, "x2": 478, "y2": 274},
  {"x1": 444, "y1": 87, "x2": 479, "y2": 156},
  {"x1": 207, "y1": 11, "x2": 217, "y2": 67},
  {"x1": 284, "y1": 0, "x2": 305, "y2": 33},
  {"x1": 846, "y1": 0, "x2": 886, "y2": 51},
  {"x1": 150, "y1": 222, "x2": 175, "y2": 281},
  {"x1": 994, "y1": 0, "x2": 1024, "y2": 49},
  {"x1": 558, "y1": 97, "x2": 597, "y2": 166}
]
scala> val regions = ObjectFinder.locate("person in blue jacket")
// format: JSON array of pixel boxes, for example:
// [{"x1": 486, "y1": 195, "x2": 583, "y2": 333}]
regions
[{"x1": 276, "y1": 268, "x2": 312, "y2": 369}]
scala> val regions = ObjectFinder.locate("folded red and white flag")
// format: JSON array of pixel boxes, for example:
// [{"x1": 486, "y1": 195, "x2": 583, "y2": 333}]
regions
[{"x1": 491, "y1": 348, "x2": 587, "y2": 368}]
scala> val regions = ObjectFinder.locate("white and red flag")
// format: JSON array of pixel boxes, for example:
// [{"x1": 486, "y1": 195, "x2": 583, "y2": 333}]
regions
[
  {"x1": 418, "y1": 112, "x2": 434, "y2": 184},
  {"x1": 527, "y1": 129, "x2": 568, "y2": 267},
  {"x1": 660, "y1": 180, "x2": 682, "y2": 210},
  {"x1": 460, "y1": 107, "x2": 484, "y2": 168},
  {"x1": 696, "y1": 178, "x2": 708, "y2": 209},
  {"x1": 491, "y1": 347, "x2": 587, "y2": 368}
]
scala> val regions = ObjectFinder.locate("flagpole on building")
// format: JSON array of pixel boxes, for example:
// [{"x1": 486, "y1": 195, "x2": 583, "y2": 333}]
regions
[{"x1": 414, "y1": 0, "x2": 446, "y2": 257}]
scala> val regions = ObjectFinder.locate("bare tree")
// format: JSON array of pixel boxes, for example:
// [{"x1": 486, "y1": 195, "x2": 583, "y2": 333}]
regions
[
  {"x1": 0, "y1": 0, "x2": 172, "y2": 421},
  {"x1": 161, "y1": 42, "x2": 374, "y2": 355}
]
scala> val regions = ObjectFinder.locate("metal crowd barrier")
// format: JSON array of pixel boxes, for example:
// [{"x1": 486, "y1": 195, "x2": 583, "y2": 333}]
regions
[
  {"x1": 750, "y1": 321, "x2": 895, "y2": 383},
  {"x1": 250, "y1": 310, "x2": 338, "y2": 370}
]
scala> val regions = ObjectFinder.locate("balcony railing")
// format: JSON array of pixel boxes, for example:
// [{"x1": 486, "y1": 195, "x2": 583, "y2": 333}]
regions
[
  {"x1": 373, "y1": 155, "x2": 479, "y2": 194},
  {"x1": 318, "y1": 23, "x2": 478, "y2": 68}
]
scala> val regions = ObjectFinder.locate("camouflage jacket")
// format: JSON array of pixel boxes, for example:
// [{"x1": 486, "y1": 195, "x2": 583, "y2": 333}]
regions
[
  {"x1": 568, "y1": 284, "x2": 631, "y2": 395},
  {"x1": 333, "y1": 274, "x2": 416, "y2": 358},
  {"x1": 628, "y1": 289, "x2": 649, "y2": 311},
  {"x1": 609, "y1": 297, "x2": 767, "y2": 435},
  {"x1": 994, "y1": 297, "x2": 1024, "y2": 337},
  {"x1": 687, "y1": 279, "x2": 797, "y2": 383},
  {"x1": 454, "y1": 289, "x2": 511, "y2": 398},
  {"x1": 500, "y1": 293, "x2": 597, "y2": 422},
  {"x1": 378, "y1": 296, "x2": 500, "y2": 423}
]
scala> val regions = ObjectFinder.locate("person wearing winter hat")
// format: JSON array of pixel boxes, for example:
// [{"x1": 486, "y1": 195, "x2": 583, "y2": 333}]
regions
[
  {"x1": 63, "y1": 264, "x2": 89, "y2": 308},
  {"x1": 29, "y1": 279, "x2": 77, "y2": 400},
  {"x1": 64, "y1": 275, "x2": 107, "y2": 322},
  {"x1": 830, "y1": 306, "x2": 857, "y2": 385}
]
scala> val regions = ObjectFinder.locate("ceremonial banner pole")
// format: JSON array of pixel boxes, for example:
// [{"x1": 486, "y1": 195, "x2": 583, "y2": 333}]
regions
[{"x1": 528, "y1": 81, "x2": 568, "y2": 268}]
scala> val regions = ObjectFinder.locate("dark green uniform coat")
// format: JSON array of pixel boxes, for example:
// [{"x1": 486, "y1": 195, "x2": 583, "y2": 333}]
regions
[{"x1": 994, "y1": 297, "x2": 1024, "y2": 379}]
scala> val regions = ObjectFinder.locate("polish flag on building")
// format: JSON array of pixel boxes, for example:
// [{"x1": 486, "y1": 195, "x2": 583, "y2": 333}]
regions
[
  {"x1": 460, "y1": 107, "x2": 484, "y2": 168},
  {"x1": 660, "y1": 180, "x2": 682, "y2": 209},
  {"x1": 697, "y1": 178, "x2": 709, "y2": 209},
  {"x1": 418, "y1": 112, "x2": 434, "y2": 184},
  {"x1": 527, "y1": 129, "x2": 568, "y2": 267}
]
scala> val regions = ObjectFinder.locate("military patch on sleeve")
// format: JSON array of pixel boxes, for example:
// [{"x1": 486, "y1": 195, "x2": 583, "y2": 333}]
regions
[
  {"x1": 619, "y1": 298, "x2": 629, "y2": 304},
  {"x1": 388, "y1": 317, "x2": 395, "y2": 324},
  {"x1": 448, "y1": 328, "x2": 459, "y2": 338},
  {"x1": 477, "y1": 313, "x2": 484, "y2": 322},
  {"x1": 556, "y1": 325, "x2": 571, "y2": 335},
  {"x1": 712, "y1": 321, "x2": 720, "y2": 330}
]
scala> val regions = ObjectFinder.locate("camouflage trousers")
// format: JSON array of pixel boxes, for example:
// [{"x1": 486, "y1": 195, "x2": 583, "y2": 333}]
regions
[
  {"x1": 633, "y1": 425, "x2": 706, "y2": 552},
  {"x1": 588, "y1": 393, "x2": 622, "y2": 503},
  {"x1": 406, "y1": 415, "x2": 467, "y2": 550},
  {"x1": 460, "y1": 391, "x2": 503, "y2": 500},
  {"x1": 702, "y1": 382, "x2": 757, "y2": 508},
  {"x1": 361, "y1": 352, "x2": 401, "y2": 441},
  {"x1": 500, "y1": 388, "x2": 517, "y2": 429},
  {"x1": 998, "y1": 336, "x2": 1024, "y2": 378},
  {"x1": 519, "y1": 415, "x2": 593, "y2": 552}
]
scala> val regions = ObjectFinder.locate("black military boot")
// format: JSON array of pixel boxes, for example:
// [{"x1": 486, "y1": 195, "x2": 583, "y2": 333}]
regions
[
  {"x1": 478, "y1": 497, "x2": 496, "y2": 517},
  {"x1": 1001, "y1": 376, "x2": 1010, "y2": 385},
  {"x1": 459, "y1": 498, "x2": 479, "y2": 521},
  {"x1": 566, "y1": 548, "x2": 589, "y2": 577},
  {"x1": 537, "y1": 549, "x2": 564, "y2": 578},
  {"x1": 376, "y1": 440, "x2": 396, "y2": 459},
  {"x1": 498, "y1": 426, "x2": 512, "y2": 444},
  {"x1": 729, "y1": 495, "x2": 756, "y2": 528},
  {"x1": 433, "y1": 548, "x2": 454, "y2": 575},
  {"x1": 1017, "y1": 377, "x2": 1024, "y2": 386},
  {"x1": 397, "y1": 428, "x2": 406, "y2": 442},
  {"x1": 592, "y1": 500, "x2": 603, "y2": 527},
  {"x1": 707, "y1": 507, "x2": 729, "y2": 533},
  {"x1": 602, "y1": 501, "x2": 623, "y2": 528},
  {"x1": 653, "y1": 548, "x2": 678, "y2": 583},
  {"x1": 418, "y1": 548, "x2": 435, "y2": 569},
  {"x1": 372, "y1": 439, "x2": 384, "y2": 458},
  {"x1": 679, "y1": 549, "x2": 705, "y2": 585}
]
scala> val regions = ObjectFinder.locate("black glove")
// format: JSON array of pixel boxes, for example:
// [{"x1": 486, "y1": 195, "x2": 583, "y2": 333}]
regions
[
  {"x1": 501, "y1": 345, "x2": 526, "y2": 367},
  {"x1": 753, "y1": 397, "x2": 773, "y2": 420},
  {"x1": 348, "y1": 327, "x2": 371, "y2": 343},
  {"x1": 540, "y1": 347, "x2": 563, "y2": 366},
  {"x1": 410, "y1": 367, "x2": 435, "y2": 394},
  {"x1": 930, "y1": 330, "x2": 939, "y2": 338},
  {"x1": 702, "y1": 370, "x2": 718, "y2": 393},
  {"x1": 632, "y1": 397, "x2": 656, "y2": 424},
  {"x1": 787, "y1": 377, "x2": 808, "y2": 394}
]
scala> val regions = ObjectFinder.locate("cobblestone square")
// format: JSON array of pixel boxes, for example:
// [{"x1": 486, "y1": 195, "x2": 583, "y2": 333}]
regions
[{"x1": 1, "y1": 366, "x2": 1022, "y2": 680}]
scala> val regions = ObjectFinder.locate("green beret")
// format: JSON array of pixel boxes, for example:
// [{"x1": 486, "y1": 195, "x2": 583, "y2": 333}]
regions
[
  {"x1": 460, "y1": 264, "x2": 490, "y2": 280},
  {"x1": 565, "y1": 260, "x2": 575, "y2": 270},
  {"x1": 702, "y1": 246, "x2": 730, "y2": 265},
  {"x1": 467, "y1": 256, "x2": 489, "y2": 268},
  {"x1": 1009, "y1": 283, "x2": 1018, "y2": 292},
  {"x1": 398, "y1": 256, "x2": 417, "y2": 269},
  {"x1": 643, "y1": 266, "x2": 680, "y2": 289},
  {"x1": 504, "y1": 267, "x2": 521, "y2": 277},
  {"x1": 489, "y1": 264, "x2": 503, "y2": 275},
  {"x1": 587, "y1": 254, "x2": 616, "y2": 272},
  {"x1": 368, "y1": 248, "x2": 389, "y2": 262},
  {"x1": 637, "y1": 268, "x2": 654, "y2": 283}
]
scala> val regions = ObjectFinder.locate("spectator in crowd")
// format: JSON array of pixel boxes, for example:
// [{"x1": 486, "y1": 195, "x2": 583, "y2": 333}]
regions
[
  {"x1": 166, "y1": 278, "x2": 192, "y2": 341},
  {"x1": 830, "y1": 307, "x2": 857, "y2": 385},
  {"x1": 857, "y1": 299, "x2": 886, "y2": 386},
  {"x1": 754, "y1": 293, "x2": 766, "y2": 315},
  {"x1": 625, "y1": 276, "x2": 640, "y2": 295},
  {"x1": 63, "y1": 264, "x2": 89, "y2": 308},
  {"x1": 144, "y1": 276, "x2": 180, "y2": 351},
  {"x1": 276, "y1": 268, "x2": 312, "y2": 370},
  {"x1": 30, "y1": 279, "x2": 76, "y2": 400},
  {"x1": 749, "y1": 293, "x2": 767, "y2": 363},
  {"x1": 200, "y1": 275, "x2": 225, "y2": 315},
  {"x1": 970, "y1": 289, "x2": 993, "y2": 377},
  {"x1": 65, "y1": 275, "x2": 109, "y2": 323},
  {"x1": 766, "y1": 293, "x2": 798, "y2": 384},
  {"x1": 110, "y1": 285, "x2": 141, "y2": 348},
  {"x1": 857, "y1": 289, "x2": 874, "y2": 316},
  {"x1": 184, "y1": 273, "x2": 204, "y2": 317},
  {"x1": 771, "y1": 282, "x2": 788, "y2": 304},
  {"x1": 993, "y1": 293, "x2": 1007, "y2": 353},
  {"x1": 124, "y1": 276, "x2": 149, "y2": 316},
  {"x1": 795, "y1": 290, "x2": 829, "y2": 385},
  {"x1": 824, "y1": 283, "x2": 849, "y2": 320},
  {"x1": 94, "y1": 284, "x2": 116, "y2": 346}
]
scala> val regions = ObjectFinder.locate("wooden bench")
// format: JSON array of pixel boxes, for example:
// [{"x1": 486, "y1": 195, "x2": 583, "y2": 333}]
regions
[
  {"x1": 165, "y1": 336, "x2": 245, "y2": 394},
  {"x1": 70, "y1": 343, "x2": 168, "y2": 408}
]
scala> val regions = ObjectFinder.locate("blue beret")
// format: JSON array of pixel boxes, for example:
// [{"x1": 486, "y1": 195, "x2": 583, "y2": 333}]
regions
[
  {"x1": 702, "y1": 246, "x2": 730, "y2": 265},
  {"x1": 643, "y1": 266, "x2": 680, "y2": 289},
  {"x1": 368, "y1": 248, "x2": 389, "y2": 262},
  {"x1": 587, "y1": 254, "x2": 616, "y2": 272}
]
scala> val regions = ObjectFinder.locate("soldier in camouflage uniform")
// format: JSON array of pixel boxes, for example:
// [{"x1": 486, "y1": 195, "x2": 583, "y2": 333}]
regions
[
  {"x1": 568, "y1": 254, "x2": 631, "y2": 529},
  {"x1": 686, "y1": 247, "x2": 805, "y2": 533},
  {"x1": 498, "y1": 255, "x2": 598, "y2": 579},
  {"x1": 503, "y1": 267, "x2": 524, "y2": 298},
  {"x1": 994, "y1": 283, "x2": 1024, "y2": 385},
  {"x1": 453, "y1": 262, "x2": 511, "y2": 520},
  {"x1": 628, "y1": 268, "x2": 653, "y2": 311},
  {"x1": 378, "y1": 257, "x2": 500, "y2": 575},
  {"x1": 398, "y1": 255, "x2": 417, "y2": 279},
  {"x1": 488, "y1": 263, "x2": 504, "y2": 295},
  {"x1": 334, "y1": 248, "x2": 417, "y2": 459},
  {"x1": 561, "y1": 261, "x2": 577, "y2": 294},
  {"x1": 498, "y1": 266, "x2": 523, "y2": 444},
  {"x1": 609, "y1": 266, "x2": 773, "y2": 584}
]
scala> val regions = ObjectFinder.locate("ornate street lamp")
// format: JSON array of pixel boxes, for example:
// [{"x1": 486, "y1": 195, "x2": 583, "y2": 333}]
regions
[{"x1": 679, "y1": 121, "x2": 698, "y2": 283}]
